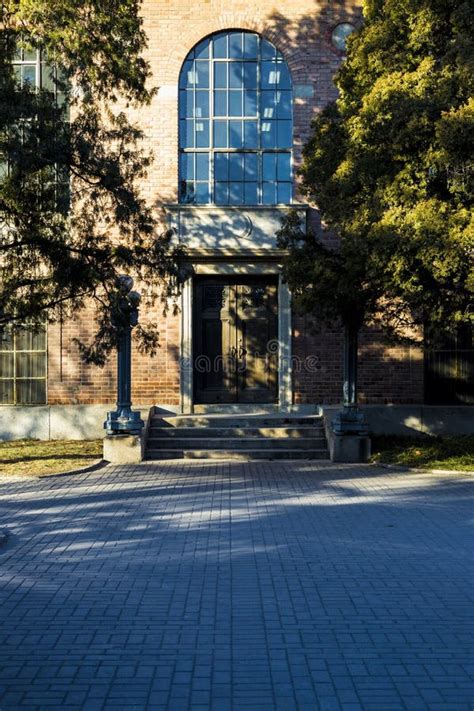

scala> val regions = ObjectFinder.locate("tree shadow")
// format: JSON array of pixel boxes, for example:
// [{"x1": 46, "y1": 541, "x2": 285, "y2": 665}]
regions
[
  {"x1": 0, "y1": 462, "x2": 472, "y2": 708},
  {"x1": 0, "y1": 454, "x2": 100, "y2": 469}
]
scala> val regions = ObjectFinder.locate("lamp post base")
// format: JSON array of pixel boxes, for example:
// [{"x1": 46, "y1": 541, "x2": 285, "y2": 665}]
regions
[
  {"x1": 103, "y1": 433, "x2": 144, "y2": 464},
  {"x1": 331, "y1": 406, "x2": 369, "y2": 436},
  {"x1": 328, "y1": 406, "x2": 371, "y2": 463},
  {"x1": 329, "y1": 432, "x2": 371, "y2": 463},
  {"x1": 104, "y1": 407, "x2": 144, "y2": 436}
]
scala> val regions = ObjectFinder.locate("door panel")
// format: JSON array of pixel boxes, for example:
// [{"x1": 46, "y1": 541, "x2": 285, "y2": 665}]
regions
[
  {"x1": 194, "y1": 278, "x2": 278, "y2": 404},
  {"x1": 237, "y1": 283, "x2": 278, "y2": 403},
  {"x1": 194, "y1": 282, "x2": 237, "y2": 403}
]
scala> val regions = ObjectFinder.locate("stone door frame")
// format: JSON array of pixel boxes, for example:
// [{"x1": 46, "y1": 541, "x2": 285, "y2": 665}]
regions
[{"x1": 180, "y1": 261, "x2": 292, "y2": 413}]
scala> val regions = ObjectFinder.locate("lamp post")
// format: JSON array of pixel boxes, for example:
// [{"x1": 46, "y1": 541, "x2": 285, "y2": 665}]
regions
[
  {"x1": 331, "y1": 324, "x2": 369, "y2": 436},
  {"x1": 104, "y1": 275, "x2": 144, "y2": 436}
]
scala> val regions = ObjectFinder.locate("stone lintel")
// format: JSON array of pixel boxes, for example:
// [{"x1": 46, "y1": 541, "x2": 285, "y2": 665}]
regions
[{"x1": 166, "y1": 204, "x2": 307, "y2": 252}]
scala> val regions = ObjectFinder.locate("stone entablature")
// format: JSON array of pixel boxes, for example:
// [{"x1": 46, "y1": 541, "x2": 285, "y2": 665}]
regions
[{"x1": 166, "y1": 204, "x2": 307, "y2": 253}]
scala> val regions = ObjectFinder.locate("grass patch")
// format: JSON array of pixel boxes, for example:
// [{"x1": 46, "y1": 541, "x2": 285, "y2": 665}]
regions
[
  {"x1": 370, "y1": 434, "x2": 474, "y2": 472},
  {"x1": 0, "y1": 439, "x2": 102, "y2": 477}
]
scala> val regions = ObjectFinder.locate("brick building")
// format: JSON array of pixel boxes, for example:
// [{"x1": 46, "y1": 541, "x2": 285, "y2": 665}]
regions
[{"x1": 2, "y1": 0, "x2": 471, "y2": 438}]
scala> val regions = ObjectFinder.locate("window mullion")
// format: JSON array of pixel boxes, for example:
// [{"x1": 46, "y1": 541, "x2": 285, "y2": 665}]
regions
[
  {"x1": 36, "y1": 49, "x2": 40, "y2": 93},
  {"x1": 13, "y1": 329, "x2": 17, "y2": 405},
  {"x1": 210, "y1": 43, "x2": 215, "y2": 204},
  {"x1": 257, "y1": 36, "x2": 262, "y2": 206},
  {"x1": 226, "y1": 61, "x2": 230, "y2": 156},
  {"x1": 193, "y1": 60, "x2": 197, "y2": 200}
]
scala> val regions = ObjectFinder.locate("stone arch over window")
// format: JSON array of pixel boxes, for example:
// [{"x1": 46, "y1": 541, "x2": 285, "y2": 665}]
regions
[{"x1": 178, "y1": 30, "x2": 293, "y2": 206}]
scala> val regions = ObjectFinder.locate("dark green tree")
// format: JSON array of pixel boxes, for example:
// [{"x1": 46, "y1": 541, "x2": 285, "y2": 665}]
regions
[
  {"x1": 0, "y1": 0, "x2": 182, "y2": 364},
  {"x1": 278, "y1": 0, "x2": 473, "y2": 418}
]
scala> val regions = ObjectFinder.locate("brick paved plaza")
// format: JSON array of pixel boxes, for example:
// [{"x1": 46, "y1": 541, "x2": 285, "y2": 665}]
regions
[{"x1": 0, "y1": 462, "x2": 473, "y2": 710}]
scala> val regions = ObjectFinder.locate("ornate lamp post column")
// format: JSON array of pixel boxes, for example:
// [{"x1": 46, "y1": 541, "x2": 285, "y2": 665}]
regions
[
  {"x1": 104, "y1": 275, "x2": 144, "y2": 436},
  {"x1": 331, "y1": 325, "x2": 368, "y2": 436}
]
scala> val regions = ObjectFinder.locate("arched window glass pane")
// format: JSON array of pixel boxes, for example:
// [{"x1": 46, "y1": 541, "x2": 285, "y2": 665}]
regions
[{"x1": 178, "y1": 31, "x2": 293, "y2": 205}]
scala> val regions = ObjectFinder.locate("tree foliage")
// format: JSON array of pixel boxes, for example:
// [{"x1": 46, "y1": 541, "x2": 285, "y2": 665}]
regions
[
  {"x1": 0, "y1": 1, "x2": 182, "y2": 364},
  {"x1": 278, "y1": 0, "x2": 473, "y2": 341}
]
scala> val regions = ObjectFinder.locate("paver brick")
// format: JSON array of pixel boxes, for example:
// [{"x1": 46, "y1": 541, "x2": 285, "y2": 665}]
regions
[{"x1": 0, "y1": 461, "x2": 473, "y2": 710}]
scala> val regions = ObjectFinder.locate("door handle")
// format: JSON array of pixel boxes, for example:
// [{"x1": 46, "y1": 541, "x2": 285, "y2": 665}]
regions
[
  {"x1": 265, "y1": 353, "x2": 271, "y2": 372},
  {"x1": 238, "y1": 339, "x2": 247, "y2": 359}
]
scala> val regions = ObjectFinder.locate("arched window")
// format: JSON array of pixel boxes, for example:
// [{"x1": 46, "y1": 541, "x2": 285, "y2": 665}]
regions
[{"x1": 179, "y1": 31, "x2": 293, "y2": 205}]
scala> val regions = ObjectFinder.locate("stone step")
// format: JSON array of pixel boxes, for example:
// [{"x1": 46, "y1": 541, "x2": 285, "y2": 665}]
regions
[
  {"x1": 145, "y1": 413, "x2": 329, "y2": 462},
  {"x1": 146, "y1": 436, "x2": 327, "y2": 450},
  {"x1": 147, "y1": 426, "x2": 325, "y2": 439},
  {"x1": 192, "y1": 404, "x2": 281, "y2": 415},
  {"x1": 145, "y1": 449, "x2": 329, "y2": 461},
  {"x1": 151, "y1": 415, "x2": 324, "y2": 429}
]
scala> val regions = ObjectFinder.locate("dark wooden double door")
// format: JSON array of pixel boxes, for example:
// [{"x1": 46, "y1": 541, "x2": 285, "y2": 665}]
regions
[{"x1": 194, "y1": 277, "x2": 278, "y2": 404}]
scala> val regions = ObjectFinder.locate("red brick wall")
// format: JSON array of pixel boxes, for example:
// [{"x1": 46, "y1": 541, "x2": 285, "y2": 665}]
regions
[
  {"x1": 47, "y1": 298, "x2": 181, "y2": 405},
  {"x1": 292, "y1": 316, "x2": 424, "y2": 405},
  {"x1": 46, "y1": 0, "x2": 425, "y2": 407},
  {"x1": 358, "y1": 327, "x2": 424, "y2": 404},
  {"x1": 292, "y1": 315, "x2": 343, "y2": 404}
]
